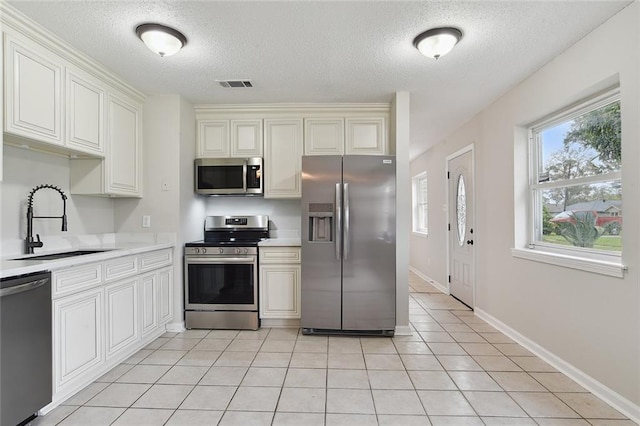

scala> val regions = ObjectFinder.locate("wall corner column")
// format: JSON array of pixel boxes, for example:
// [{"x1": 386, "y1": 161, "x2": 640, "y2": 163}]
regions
[{"x1": 393, "y1": 91, "x2": 410, "y2": 333}]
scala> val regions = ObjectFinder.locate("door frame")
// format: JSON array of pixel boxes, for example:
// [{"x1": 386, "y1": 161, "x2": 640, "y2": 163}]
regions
[{"x1": 445, "y1": 143, "x2": 476, "y2": 309}]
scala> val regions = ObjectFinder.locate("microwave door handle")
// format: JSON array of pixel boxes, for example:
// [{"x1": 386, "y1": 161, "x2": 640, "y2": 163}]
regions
[{"x1": 243, "y1": 160, "x2": 248, "y2": 193}]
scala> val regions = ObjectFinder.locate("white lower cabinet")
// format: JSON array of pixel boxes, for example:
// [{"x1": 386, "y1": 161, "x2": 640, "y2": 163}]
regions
[
  {"x1": 54, "y1": 288, "x2": 103, "y2": 393},
  {"x1": 157, "y1": 267, "x2": 173, "y2": 325},
  {"x1": 140, "y1": 273, "x2": 158, "y2": 337},
  {"x1": 259, "y1": 247, "x2": 301, "y2": 320},
  {"x1": 105, "y1": 278, "x2": 139, "y2": 359},
  {"x1": 51, "y1": 248, "x2": 173, "y2": 405},
  {"x1": 260, "y1": 265, "x2": 301, "y2": 319}
]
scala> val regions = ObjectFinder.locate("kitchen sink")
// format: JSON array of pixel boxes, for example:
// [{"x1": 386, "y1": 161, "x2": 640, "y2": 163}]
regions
[{"x1": 12, "y1": 249, "x2": 112, "y2": 261}]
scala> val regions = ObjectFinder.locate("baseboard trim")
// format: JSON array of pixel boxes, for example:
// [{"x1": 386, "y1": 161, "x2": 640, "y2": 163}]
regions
[
  {"x1": 409, "y1": 266, "x2": 448, "y2": 294},
  {"x1": 260, "y1": 318, "x2": 300, "y2": 328},
  {"x1": 394, "y1": 325, "x2": 412, "y2": 336},
  {"x1": 475, "y1": 308, "x2": 640, "y2": 424},
  {"x1": 165, "y1": 321, "x2": 186, "y2": 333}
]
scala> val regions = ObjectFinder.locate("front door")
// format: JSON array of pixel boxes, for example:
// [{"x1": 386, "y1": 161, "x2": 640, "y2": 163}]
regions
[{"x1": 447, "y1": 147, "x2": 474, "y2": 308}]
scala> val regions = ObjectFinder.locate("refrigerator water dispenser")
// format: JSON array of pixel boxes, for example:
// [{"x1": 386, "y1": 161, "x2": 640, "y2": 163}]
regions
[{"x1": 308, "y1": 203, "x2": 333, "y2": 242}]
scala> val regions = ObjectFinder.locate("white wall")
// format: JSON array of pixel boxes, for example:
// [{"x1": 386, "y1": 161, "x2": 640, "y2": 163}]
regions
[
  {"x1": 205, "y1": 198, "x2": 300, "y2": 234},
  {"x1": 410, "y1": 3, "x2": 639, "y2": 412},
  {"x1": 1, "y1": 145, "x2": 114, "y2": 256},
  {"x1": 179, "y1": 97, "x2": 205, "y2": 246},
  {"x1": 115, "y1": 94, "x2": 203, "y2": 329},
  {"x1": 393, "y1": 92, "x2": 411, "y2": 333}
]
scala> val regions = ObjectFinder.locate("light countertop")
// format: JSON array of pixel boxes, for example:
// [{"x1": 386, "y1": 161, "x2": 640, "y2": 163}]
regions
[
  {"x1": 0, "y1": 242, "x2": 174, "y2": 279},
  {"x1": 258, "y1": 238, "x2": 301, "y2": 247}
]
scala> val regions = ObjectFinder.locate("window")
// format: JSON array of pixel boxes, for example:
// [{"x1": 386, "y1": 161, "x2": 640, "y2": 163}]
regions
[
  {"x1": 528, "y1": 89, "x2": 621, "y2": 258},
  {"x1": 412, "y1": 172, "x2": 428, "y2": 235}
]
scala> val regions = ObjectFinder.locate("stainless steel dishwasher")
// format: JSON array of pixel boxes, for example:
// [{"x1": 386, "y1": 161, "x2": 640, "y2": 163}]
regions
[{"x1": 1, "y1": 271, "x2": 52, "y2": 426}]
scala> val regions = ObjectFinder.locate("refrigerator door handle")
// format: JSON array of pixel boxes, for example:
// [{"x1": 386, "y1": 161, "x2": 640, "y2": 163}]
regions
[
  {"x1": 343, "y1": 183, "x2": 350, "y2": 260},
  {"x1": 335, "y1": 183, "x2": 342, "y2": 260}
]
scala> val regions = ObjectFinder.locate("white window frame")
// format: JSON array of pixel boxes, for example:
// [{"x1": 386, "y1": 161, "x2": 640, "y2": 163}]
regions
[
  {"x1": 512, "y1": 87, "x2": 625, "y2": 277},
  {"x1": 412, "y1": 171, "x2": 428, "y2": 236}
]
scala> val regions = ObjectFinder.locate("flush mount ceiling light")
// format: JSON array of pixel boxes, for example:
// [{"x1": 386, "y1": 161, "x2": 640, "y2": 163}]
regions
[
  {"x1": 136, "y1": 23, "x2": 187, "y2": 57},
  {"x1": 413, "y1": 27, "x2": 462, "y2": 60}
]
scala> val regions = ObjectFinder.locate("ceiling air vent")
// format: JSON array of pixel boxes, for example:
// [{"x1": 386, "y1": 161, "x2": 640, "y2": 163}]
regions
[{"x1": 216, "y1": 80, "x2": 253, "y2": 88}]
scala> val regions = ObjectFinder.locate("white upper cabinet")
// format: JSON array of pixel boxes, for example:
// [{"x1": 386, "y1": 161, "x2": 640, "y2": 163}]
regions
[
  {"x1": 264, "y1": 118, "x2": 303, "y2": 198},
  {"x1": 106, "y1": 90, "x2": 142, "y2": 195},
  {"x1": 231, "y1": 119, "x2": 263, "y2": 157},
  {"x1": 304, "y1": 118, "x2": 344, "y2": 156},
  {"x1": 66, "y1": 65, "x2": 105, "y2": 156},
  {"x1": 4, "y1": 31, "x2": 63, "y2": 146},
  {"x1": 197, "y1": 118, "x2": 263, "y2": 158},
  {"x1": 197, "y1": 120, "x2": 229, "y2": 157},
  {"x1": 70, "y1": 89, "x2": 142, "y2": 197},
  {"x1": 2, "y1": 18, "x2": 145, "y2": 197},
  {"x1": 345, "y1": 117, "x2": 387, "y2": 155},
  {"x1": 304, "y1": 116, "x2": 388, "y2": 156}
]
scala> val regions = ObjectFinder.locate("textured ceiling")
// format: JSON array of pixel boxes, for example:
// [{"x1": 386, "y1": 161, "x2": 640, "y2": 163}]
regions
[{"x1": 7, "y1": 1, "x2": 631, "y2": 158}]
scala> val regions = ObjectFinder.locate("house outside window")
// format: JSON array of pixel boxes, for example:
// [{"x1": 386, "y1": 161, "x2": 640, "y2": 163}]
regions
[
  {"x1": 529, "y1": 89, "x2": 621, "y2": 258},
  {"x1": 412, "y1": 172, "x2": 428, "y2": 235}
]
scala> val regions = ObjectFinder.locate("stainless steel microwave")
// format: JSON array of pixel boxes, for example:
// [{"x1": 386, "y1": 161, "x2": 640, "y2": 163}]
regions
[{"x1": 194, "y1": 158, "x2": 263, "y2": 196}]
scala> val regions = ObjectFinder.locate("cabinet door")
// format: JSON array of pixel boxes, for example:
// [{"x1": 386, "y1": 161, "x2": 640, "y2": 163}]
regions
[
  {"x1": 4, "y1": 32, "x2": 63, "y2": 145},
  {"x1": 197, "y1": 120, "x2": 230, "y2": 158},
  {"x1": 304, "y1": 118, "x2": 344, "y2": 155},
  {"x1": 140, "y1": 273, "x2": 158, "y2": 337},
  {"x1": 259, "y1": 264, "x2": 301, "y2": 319},
  {"x1": 54, "y1": 288, "x2": 103, "y2": 391},
  {"x1": 231, "y1": 119, "x2": 263, "y2": 157},
  {"x1": 66, "y1": 66, "x2": 105, "y2": 155},
  {"x1": 345, "y1": 117, "x2": 387, "y2": 155},
  {"x1": 264, "y1": 118, "x2": 303, "y2": 198},
  {"x1": 157, "y1": 267, "x2": 173, "y2": 325},
  {"x1": 105, "y1": 278, "x2": 139, "y2": 359},
  {"x1": 106, "y1": 91, "x2": 142, "y2": 196}
]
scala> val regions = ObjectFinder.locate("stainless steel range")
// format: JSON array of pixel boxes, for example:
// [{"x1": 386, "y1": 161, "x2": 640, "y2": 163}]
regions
[{"x1": 184, "y1": 215, "x2": 269, "y2": 330}]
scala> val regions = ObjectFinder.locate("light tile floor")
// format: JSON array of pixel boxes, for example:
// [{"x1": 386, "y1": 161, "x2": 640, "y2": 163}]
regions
[{"x1": 31, "y1": 272, "x2": 636, "y2": 425}]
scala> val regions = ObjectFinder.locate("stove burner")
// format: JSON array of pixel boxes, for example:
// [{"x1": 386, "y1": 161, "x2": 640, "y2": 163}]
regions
[{"x1": 186, "y1": 215, "x2": 269, "y2": 248}]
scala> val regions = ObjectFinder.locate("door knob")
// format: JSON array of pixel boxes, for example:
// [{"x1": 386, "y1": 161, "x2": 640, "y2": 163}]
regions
[{"x1": 466, "y1": 240, "x2": 474, "y2": 245}]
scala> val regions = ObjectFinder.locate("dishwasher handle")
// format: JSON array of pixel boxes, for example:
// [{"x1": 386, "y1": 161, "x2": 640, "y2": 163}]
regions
[{"x1": 0, "y1": 278, "x2": 49, "y2": 298}]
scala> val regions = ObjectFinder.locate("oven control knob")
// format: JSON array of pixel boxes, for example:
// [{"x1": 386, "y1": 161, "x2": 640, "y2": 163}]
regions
[
  {"x1": 194, "y1": 248, "x2": 200, "y2": 254},
  {"x1": 235, "y1": 248, "x2": 241, "y2": 254},
  {"x1": 201, "y1": 248, "x2": 207, "y2": 254},
  {"x1": 244, "y1": 248, "x2": 249, "y2": 254},
  {"x1": 219, "y1": 248, "x2": 224, "y2": 254}
]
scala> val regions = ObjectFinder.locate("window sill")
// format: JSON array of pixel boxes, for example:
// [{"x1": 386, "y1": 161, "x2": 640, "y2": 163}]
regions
[
  {"x1": 511, "y1": 248, "x2": 626, "y2": 278},
  {"x1": 412, "y1": 231, "x2": 428, "y2": 239}
]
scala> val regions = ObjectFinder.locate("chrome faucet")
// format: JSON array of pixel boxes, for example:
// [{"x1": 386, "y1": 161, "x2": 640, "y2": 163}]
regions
[{"x1": 25, "y1": 184, "x2": 68, "y2": 254}]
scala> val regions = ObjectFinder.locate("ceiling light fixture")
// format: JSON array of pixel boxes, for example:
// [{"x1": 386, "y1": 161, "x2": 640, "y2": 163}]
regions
[
  {"x1": 413, "y1": 27, "x2": 462, "y2": 60},
  {"x1": 136, "y1": 23, "x2": 187, "y2": 57}
]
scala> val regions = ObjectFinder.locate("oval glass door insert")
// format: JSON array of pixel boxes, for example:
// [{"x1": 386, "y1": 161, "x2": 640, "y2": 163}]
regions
[{"x1": 456, "y1": 174, "x2": 466, "y2": 246}]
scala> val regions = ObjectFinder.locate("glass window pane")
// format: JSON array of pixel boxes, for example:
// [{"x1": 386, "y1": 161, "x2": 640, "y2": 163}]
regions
[
  {"x1": 539, "y1": 180, "x2": 621, "y2": 252},
  {"x1": 539, "y1": 101, "x2": 621, "y2": 183},
  {"x1": 456, "y1": 175, "x2": 466, "y2": 246}
]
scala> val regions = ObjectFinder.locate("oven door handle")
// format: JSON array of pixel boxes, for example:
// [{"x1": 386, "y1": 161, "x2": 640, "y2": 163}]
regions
[{"x1": 185, "y1": 257, "x2": 256, "y2": 264}]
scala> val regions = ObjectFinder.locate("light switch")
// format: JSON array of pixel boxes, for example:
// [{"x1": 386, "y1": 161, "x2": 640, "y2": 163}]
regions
[
  {"x1": 142, "y1": 215, "x2": 151, "y2": 228},
  {"x1": 161, "y1": 181, "x2": 169, "y2": 191}
]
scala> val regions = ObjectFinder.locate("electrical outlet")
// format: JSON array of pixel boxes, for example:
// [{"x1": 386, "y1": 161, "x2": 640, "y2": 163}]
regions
[
  {"x1": 142, "y1": 215, "x2": 151, "y2": 228},
  {"x1": 161, "y1": 181, "x2": 169, "y2": 191}
]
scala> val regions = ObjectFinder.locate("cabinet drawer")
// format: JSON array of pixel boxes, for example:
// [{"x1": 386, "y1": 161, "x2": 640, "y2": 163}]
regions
[
  {"x1": 259, "y1": 247, "x2": 301, "y2": 264},
  {"x1": 104, "y1": 256, "x2": 138, "y2": 282},
  {"x1": 53, "y1": 263, "x2": 102, "y2": 298},
  {"x1": 139, "y1": 249, "x2": 173, "y2": 272}
]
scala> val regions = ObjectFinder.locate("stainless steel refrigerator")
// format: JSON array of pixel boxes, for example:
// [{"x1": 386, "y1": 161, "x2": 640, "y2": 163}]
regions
[{"x1": 301, "y1": 155, "x2": 396, "y2": 336}]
